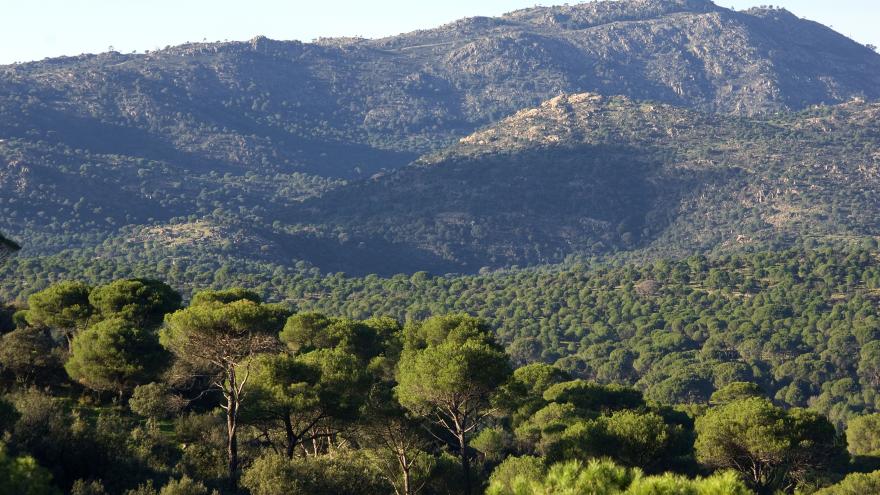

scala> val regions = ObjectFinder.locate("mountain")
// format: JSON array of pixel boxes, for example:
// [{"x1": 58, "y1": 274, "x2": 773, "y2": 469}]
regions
[
  {"x1": 2, "y1": 0, "x2": 880, "y2": 285},
  {"x1": 4, "y1": 2, "x2": 878, "y2": 172},
  {"x1": 2, "y1": 1, "x2": 878, "y2": 177}
]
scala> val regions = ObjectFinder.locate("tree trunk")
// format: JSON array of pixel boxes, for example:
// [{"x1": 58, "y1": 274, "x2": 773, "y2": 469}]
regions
[
  {"x1": 458, "y1": 432, "x2": 471, "y2": 495},
  {"x1": 399, "y1": 451, "x2": 412, "y2": 495},
  {"x1": 402, "y1": 468, "x2": 411, "y2": 495},
  {"x1": 284, "y1": 411, "x2": 297, "y2": 459},
  {"x1": 226, "y1": 369, "x2": 239, "y2": 487},
  {"x1": 64, "y1": 330, "x2": 74, "y2": 352}
]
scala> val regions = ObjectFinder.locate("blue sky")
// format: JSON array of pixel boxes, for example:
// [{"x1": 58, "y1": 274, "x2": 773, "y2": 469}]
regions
[{"x1": 1, "y1": 0, "x2": 877, "y2": 64}]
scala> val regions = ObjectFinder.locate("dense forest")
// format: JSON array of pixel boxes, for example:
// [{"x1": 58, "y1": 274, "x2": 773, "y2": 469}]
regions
[
  {"x1": 1, "y1": 245, "x2": 880, "y2": 494},
  {"x1": 7, "y1": 232, "x2": 880, "y2": 427}
]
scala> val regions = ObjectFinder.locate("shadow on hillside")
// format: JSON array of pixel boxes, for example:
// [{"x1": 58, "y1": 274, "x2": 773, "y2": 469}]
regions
[
  {"x1": 1, "y1": 105, "x2": 419, "y2": 180},
  {"x1": 271, "y1": 143, "x2": 736, "y2": 275},
  {"x1": 264, "y1": 230, "x2": 465, "y2": 277}
]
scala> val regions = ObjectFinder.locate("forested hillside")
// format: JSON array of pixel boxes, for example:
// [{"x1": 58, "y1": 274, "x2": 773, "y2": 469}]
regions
[
  {"x1": 5, "y1": 93, "x2": 880, "y2": 280},
  {"x1": 3, "y1": 0, "x2": 880, "y2": 278}
]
